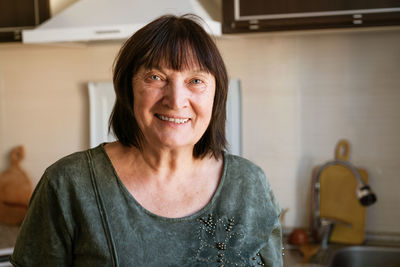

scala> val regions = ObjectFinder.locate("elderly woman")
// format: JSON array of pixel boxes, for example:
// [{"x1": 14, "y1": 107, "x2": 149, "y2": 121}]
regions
[{"x1": 11, "y1": 15, "x2": 282, "y2": 266}]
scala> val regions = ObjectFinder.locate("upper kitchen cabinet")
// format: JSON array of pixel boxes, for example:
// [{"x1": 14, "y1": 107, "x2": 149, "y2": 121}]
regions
[
  {"x1": 222, "y1": 0, "x2": 400, "y2": 33},
  {"x1": 0, "y1": 0, "x2": 50, "y2": 42}
]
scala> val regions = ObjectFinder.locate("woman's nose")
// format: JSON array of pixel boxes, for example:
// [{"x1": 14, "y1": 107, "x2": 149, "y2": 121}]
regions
[{"x1": 162, "y1": 81, "x2": 189, "y2": 109}]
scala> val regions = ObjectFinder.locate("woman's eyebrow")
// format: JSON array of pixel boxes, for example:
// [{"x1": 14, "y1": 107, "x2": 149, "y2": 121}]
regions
[
  {"x1": 185, "y1": 67, "x2": 209, "y2": 74},
  {"x1": 143, "y1": 65, "x2": 210, "y2": 76},
  {"x1": 142, "y1": 67, "x2": 165, "y2": 74}
]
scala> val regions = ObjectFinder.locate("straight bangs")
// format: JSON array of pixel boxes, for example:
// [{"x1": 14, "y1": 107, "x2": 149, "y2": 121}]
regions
[{"x1": 138, "y1": 21, "x2": 215, "y2": 75}]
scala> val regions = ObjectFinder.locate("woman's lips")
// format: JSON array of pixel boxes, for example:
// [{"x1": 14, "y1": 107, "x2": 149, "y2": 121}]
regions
[{"x1": 155, "y1": 114, "x2": 190, "y2": 124}]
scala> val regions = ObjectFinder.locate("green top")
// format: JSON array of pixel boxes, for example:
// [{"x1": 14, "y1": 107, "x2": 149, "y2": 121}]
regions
[{"x1": 11, "y1": 144, "x2": 282, "y2": 267}]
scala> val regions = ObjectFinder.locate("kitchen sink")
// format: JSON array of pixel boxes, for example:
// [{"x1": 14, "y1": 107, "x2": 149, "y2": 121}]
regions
[{"x1": 327, "y1": 246, "x2": 400, "y2": 267}]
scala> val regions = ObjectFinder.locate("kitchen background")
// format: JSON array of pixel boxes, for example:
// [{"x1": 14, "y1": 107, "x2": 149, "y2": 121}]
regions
[{"x1": 0, "y1": 0, "x2": 399, "y2": 240}]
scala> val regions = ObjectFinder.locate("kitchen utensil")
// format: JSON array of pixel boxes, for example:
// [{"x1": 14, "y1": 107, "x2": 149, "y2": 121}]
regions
[
  {"x1": 300, "y1": 243, "x2": 320, "y2": 264},
  {"x1": 0, "y1": 146, "x2": 32, "y2": 225}
]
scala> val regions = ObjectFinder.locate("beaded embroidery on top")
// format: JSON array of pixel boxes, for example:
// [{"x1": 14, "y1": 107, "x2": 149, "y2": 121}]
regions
[
  {"x1": 193, "y1": 213, "x2": 249, "y2": 266},
  {"x1": 250, "y1": 252, "x2": 265, "y2": 266}
]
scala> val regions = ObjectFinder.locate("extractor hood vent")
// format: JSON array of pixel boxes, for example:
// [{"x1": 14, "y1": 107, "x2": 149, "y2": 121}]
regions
[{"x1": 22, "y1": 0, "x2": 221, "y2": 43}]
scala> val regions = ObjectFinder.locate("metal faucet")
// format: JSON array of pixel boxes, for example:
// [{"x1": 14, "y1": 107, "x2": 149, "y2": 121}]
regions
[
  {"x1": 318, "y1": 217, "x2": 352, "y2": 249},
  {"x1": 312, "y1": 160, "x2": 377, "y2": 249}
]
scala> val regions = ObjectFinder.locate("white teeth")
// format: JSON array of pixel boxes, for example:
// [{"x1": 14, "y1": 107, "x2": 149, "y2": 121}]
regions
[{"x1": 158, "y1": 115, "x2": 189, "y2": 124}]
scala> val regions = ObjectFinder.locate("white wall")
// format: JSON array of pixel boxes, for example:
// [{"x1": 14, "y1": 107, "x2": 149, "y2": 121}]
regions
[{"x1": 0, "y1": 42, "x2": 120, "y2": 184}]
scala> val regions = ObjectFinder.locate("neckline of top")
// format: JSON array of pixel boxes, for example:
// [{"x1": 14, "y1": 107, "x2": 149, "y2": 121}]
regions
[{"x1": 97, "y1": 143, "x2": 229, "y2": 222}]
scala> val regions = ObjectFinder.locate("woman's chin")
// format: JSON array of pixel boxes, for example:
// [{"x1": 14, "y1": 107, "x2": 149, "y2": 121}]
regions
[{"x1": 151, "y1": 137, "x2": 196, "y2": 151}]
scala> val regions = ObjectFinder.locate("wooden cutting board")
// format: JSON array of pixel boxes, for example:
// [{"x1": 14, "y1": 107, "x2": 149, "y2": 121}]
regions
[
  {"x1": 0, "y1": 146, "x2": 33, "y2": 225},
  {"x1": 314, "y1": 140, "x2": 368, "y2": 245}
]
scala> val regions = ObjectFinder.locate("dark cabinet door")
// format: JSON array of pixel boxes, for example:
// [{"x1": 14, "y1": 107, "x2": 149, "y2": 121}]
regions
[
  {"x1": 0, "y1": 0, "x2": 50, "y2": 42},
  {"x1": 223, "y1": 0, "x2": 400, "y2": 33}
]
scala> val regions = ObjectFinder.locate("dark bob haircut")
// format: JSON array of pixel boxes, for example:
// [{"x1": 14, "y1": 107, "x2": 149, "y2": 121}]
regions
[{"x1": 110, "y1": 14, "x2": 228, "y2": 159}]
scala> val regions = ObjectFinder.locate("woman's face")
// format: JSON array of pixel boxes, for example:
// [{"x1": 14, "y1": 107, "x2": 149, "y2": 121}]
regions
[{"x1": 132, "y1": 64, "x2": 216, "y2": 151}]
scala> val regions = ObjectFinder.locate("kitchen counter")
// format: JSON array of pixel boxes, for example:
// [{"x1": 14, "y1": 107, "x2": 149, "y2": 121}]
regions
[
  {"x1": 283, "y1": 243, "x2": 325, "y2": 267},
  {"x1": 0, "y1": 224, "x2": 18, "y2": 267},
  {"x1": 0, "y1": 225, "x2": 18, "y2": 249}
]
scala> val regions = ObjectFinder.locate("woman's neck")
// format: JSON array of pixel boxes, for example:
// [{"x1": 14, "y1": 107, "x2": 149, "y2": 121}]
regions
[
  {"x1": 106, "y1": 141, "x2": 210, "y2": 183},
  {"x1": 104, "y1": 141, "x2": 223, "y2": 218}
]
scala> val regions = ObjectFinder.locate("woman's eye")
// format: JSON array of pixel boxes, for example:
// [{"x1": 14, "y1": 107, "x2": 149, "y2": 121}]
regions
[
  {"x1": 191, "y1": 79, "x2": 203, "y2": 84},
  {"x1": 150, "y1": 75, "x2": 161, "y2": 81}
]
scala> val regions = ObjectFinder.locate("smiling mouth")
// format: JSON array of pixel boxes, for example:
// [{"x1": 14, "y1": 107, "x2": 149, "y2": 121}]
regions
[{"x1": 155, "y1": 114, "x2": 190, "y2": 124}]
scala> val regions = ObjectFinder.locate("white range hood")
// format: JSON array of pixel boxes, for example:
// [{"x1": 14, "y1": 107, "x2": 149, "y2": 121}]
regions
[{"x1": 22, "y1": 0, "x2": 221, "y2": 43}]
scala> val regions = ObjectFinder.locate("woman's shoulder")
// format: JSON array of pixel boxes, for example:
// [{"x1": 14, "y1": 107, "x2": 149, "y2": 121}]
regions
[
  {"x1": 42, "y1": 145, "x2": 103, "y2": 188},
  {"x1": 224, "y1": 153, "x2": 267, "y2": 182},
  {"x1": 222, "y1": 152, "x2": 282, "y2": 217},
  {"x1": 46, "y1": 150, "x2": 88, "y2": 176}
]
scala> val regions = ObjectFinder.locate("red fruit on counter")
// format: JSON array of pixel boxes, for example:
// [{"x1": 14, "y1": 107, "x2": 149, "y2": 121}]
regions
[{"x1": 289, "y1": 228, "x2": 308, "y2": 245}]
